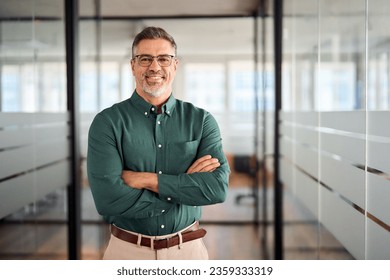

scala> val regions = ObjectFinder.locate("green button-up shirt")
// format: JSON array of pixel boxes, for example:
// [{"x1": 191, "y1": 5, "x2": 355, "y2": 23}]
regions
[{"x1": 87, "y1": 91, "x2": 230, "y2": 236}]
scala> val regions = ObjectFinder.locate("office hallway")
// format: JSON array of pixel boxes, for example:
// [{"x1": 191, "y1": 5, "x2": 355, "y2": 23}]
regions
[{"x1": 1, "y1": 0, "x2": 390, "y2": 262}]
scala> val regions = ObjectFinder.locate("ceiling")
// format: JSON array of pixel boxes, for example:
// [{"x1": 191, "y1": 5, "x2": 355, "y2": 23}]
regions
[
  {"x1": 0, "y1": 0, "x2": 262, "y2": 18},
  {"x1": 0, "y1": 0, "x2": 389, "y2": 59},
  {"x1": 0, "y1": 0, "x2": 263, "y2": 58}
]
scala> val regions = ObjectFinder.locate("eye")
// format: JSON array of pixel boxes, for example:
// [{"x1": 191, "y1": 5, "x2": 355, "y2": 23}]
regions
[
  {"x1": 158, "y1": 56, "x2": 170, "y2": 63},
  {"x1": 139, "y1": 56, "x2": 153, "y2": 63}
]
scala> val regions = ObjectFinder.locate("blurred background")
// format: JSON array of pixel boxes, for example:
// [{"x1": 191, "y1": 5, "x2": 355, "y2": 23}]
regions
[{"x1": 0, "y1": 0, "x2": 389, "y2": 260}]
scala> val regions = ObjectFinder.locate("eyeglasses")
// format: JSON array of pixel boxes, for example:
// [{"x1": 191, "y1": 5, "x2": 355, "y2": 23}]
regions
[{"x1": 133, "y1": 55, "x2": 175, "y2": 67}]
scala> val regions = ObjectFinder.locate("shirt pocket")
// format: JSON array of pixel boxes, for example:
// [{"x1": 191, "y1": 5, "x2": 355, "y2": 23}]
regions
[{"x1": 167, "y1": 140, "x2": 199, "y2": 174}]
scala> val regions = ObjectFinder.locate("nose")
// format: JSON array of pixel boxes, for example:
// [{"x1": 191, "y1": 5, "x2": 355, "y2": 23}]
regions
[{"x1": 148, "y1": 57, "x2": 161, "y2": 70}]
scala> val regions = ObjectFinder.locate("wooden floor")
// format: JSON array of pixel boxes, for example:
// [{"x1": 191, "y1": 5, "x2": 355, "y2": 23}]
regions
[{"x1": 0, "y1": 171, "x2": 354, "y2": 260}]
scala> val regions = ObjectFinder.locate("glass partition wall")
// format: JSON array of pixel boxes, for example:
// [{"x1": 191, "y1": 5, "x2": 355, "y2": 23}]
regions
[
  {"x1": 281, "y1": 0, "x2": 390, "y2": 259},
  {"x1": 0, "y1": 0, "x2": 69, "y2": 259}
]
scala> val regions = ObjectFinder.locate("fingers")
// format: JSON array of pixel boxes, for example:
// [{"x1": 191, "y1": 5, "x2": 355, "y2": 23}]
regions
[
  {"x1": 188, "y1": 155, "x2": 212, "y2": 171},
  {"x1": 199, "y1": 162, "x2": 220, "y2": 172},
  {"x1": 187, "y1": 155, "x2": 221, "y2": 174},
  {"x1": 187, "y1": 155, "x2": 211, "y2": 173}
]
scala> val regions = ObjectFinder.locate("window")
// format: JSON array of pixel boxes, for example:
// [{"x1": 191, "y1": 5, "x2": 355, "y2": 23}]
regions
[
  {"x1": 229, "y1": 61, "x2": 256, "y2": 112},
  {"x1": 185, "y1": 63, "x2": 225, "y2": 113}
]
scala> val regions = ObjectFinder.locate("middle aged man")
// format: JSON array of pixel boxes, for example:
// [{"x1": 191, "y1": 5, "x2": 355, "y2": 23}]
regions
[{"x1": 87, "y1": 26, "x2": 230, "y2": 260}]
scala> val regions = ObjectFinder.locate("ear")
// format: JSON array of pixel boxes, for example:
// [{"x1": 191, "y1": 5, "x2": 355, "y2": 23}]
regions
[
  {"x1": 130, "y1": 59, "x2": 136, "y2": 75},
  {"x1": 173, "y1": 58, "x2": 179, "y2": 70}
]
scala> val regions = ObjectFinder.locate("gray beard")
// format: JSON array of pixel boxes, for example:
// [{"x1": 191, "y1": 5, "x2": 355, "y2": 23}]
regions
[{"x1": 143, "y1": 84, "x2": 168, "y2": 98}]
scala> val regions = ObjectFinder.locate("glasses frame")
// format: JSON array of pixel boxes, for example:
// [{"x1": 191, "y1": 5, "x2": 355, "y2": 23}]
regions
[{"x1": 133, "y1": 55, "x2": 176, "y2": 67}]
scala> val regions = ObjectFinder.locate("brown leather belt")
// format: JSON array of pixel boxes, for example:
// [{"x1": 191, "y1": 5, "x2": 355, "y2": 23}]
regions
[{"x1": 110, "y1": 222, "x2": 207, "y2": 250}]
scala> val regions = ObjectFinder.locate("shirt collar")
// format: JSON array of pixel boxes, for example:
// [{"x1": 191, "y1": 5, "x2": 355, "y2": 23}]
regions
[{"x1": 130, "y1": 90, "x2": 176, "y2": 117}]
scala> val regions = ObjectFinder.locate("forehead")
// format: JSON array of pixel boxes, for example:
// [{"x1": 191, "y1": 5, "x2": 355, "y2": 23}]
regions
[{"x1": 135, "y1": 39, "x2": 175, "y2": 55}]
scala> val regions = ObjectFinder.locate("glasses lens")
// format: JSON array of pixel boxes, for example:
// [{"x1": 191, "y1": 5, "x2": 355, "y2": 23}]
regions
[
  {"x1": 138, "y1": 56, "x2": 153, "y2": 66},
  {"x1": 157, "y1": 55, "x2": 172, "y2": 67},
  {"x1": 136, "y1": 55, "x2": 173, "y2": 67}
]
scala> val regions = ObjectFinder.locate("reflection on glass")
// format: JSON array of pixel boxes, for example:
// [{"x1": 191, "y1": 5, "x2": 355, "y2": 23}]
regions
[
  {"x1": 368, "y1": 52, "x2": 389, "y2": 110},
  {"x1": 317, "y1": 62, "x2": 356, "y2": 111},
  {"x1": 319, "y1": 0, "x2": 366, "y2": 112},
  {"x1": 368, "y1": 0, "x2": 390, "y2": 111}
]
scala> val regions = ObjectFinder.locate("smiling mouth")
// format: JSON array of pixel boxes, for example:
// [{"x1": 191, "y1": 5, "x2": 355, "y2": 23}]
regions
[
  {"x1": 145, "y1": 75, "x2": 164, "y2": 84},
  {"x1": 147, "y1": 75, "x2": 163, "y2": 80}
]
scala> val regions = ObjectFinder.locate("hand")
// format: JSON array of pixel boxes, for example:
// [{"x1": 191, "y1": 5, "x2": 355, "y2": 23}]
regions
[
  {"x1": 121, "y1": 170, "x2": 158, "y2": 192},
  {"x1": 186, "y1": 155, "x2": 220, "y2": 174}
]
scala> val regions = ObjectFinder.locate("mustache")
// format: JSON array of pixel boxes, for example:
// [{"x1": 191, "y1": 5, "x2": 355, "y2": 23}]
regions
[{"x1": 144, "y1": 70, "x2": 165, "y2": 77}]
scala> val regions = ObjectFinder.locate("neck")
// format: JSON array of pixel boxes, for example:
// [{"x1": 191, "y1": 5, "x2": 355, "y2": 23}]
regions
[{"x1": 137, "y1": 88, "x2": 171, "y2": 107}]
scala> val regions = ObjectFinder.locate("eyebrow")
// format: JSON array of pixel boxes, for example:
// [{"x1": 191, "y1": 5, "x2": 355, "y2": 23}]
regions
[{"x1": 135, "y1": 54, "x2": 174, "y2": 57}]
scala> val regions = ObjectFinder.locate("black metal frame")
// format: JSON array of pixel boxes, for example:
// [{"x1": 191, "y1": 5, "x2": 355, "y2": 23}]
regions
[
  {"x1": 65, "y1": 0, "x2": 81, "y2": 260},
  {"x1": 258, "y1": 0, "x2": 270, "y2": 260},
  {"x1": 273, "y1": 0, "x2": 283, "y2": 260}
]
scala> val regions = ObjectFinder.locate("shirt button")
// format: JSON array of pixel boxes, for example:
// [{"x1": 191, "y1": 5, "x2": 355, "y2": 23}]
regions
[
  {"x1": 167, "y1": 197, "x2": 171, "y2": 201},
  {"x1": 151, "y1": 107, "x2": 155, "y2": 111},
  {"x1": 157, "y1": 121, "x2": 161, "y2": 125},
  {"x1": 158, "y1": 171, "x2": 162, "y2": 174},
  {"x1": 144, "y1": 112, "x2": 148, "y2": 116},
  {"x1": 167, "y1": 110, "x2": 170, "y2": 114},
  {"x1": 161, "y1": 209, "x2": 165, "y2": 213},
  {"x1": 161, "y1": 225, "x2": 165, "y2": 229},
  {"x1": 194, "y1": 206, "x2": 197, "y2": 208},
  {"x1": 158, "y1": 144, "x2": 162, "y2": 148}
]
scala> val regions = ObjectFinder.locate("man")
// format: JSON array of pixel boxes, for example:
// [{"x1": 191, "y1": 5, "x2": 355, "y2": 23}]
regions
[{"x1": 87, "y1": 26, "x2": 230, "y2": 260}]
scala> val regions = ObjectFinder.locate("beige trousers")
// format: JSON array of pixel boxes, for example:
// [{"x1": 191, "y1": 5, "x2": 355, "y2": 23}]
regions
[{"x1": 102, "y1": 223, "x2": 209, "y2": 260}]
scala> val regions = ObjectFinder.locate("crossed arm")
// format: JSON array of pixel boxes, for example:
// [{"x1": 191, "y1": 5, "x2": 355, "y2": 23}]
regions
[
  {"x1": 121, "y1": 155, "x2": 220, "y2": 193},
  {"x1": 88, "y1": 111, "x2": 229, "y2": 217}
]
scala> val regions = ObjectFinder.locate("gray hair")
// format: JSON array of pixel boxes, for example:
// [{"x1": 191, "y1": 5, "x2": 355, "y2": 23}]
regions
[{"x1": 132, "y1": 26, "x2": 177, "y2": 57}]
